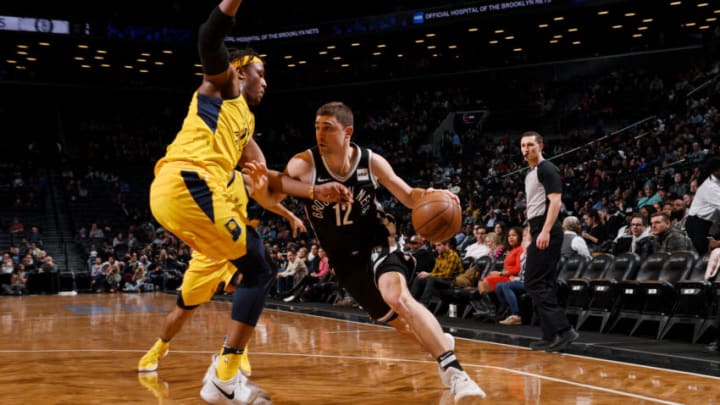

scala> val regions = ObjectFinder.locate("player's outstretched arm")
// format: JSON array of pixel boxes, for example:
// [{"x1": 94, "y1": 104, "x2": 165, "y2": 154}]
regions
[
  {"x1": 242, "y1": 172, "x2": 306, "y2": 237},
  {"x1": 371, "y1": 153, "x2": 458, "y2": 208},
  {"x1": 197, "y1": 0, "x2": 243, "y2": 94},
  {"x1": 244, "y1": 159, "x2": 353, "y2": 204}
]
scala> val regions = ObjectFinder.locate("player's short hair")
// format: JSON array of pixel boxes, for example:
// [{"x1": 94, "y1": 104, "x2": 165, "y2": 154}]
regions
[
  {"x1": 317, "y1": 101, "x2": 354, "y2": 127},
  {"x1": 521, "y1": 131, "x2": 543, "y2": 144}
]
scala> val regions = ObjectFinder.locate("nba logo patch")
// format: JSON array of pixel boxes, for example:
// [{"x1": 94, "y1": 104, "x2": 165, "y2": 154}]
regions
[{"x1": 357, "y1": 168, "x2": 369, "y2": 181}]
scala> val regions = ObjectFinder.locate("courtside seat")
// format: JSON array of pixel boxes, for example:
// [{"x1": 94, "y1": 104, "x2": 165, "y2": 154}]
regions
[
  {"x1": 579, "y1": 252, "x2": 641, "y2": 332},
  {"x1": 611, "y1": 251, "x2": 696, "y2": 338},
  {"x1": 660, "y1": 254, "x2": 711, "y2": 342},
  {"x1": 566, "y1": 254, "x2": 614, "y2": 326},
  {"x1": 450, "y1": 256, "x2": 495, "y2": 319},
  {"x1": 556, "y1": 254, "x2": 589, "y2": 307}
]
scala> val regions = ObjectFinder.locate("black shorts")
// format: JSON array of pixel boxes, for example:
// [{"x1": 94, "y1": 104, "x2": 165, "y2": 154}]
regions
[{"x1": 329, "y1": 248, "x2": 415, "y2": 322}]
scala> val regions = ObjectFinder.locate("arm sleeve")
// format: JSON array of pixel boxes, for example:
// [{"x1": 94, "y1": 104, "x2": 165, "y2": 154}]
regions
[
  {"x1": 537, "y1": 162, "x2": 563, "y2": 195},
  {"x1": 197, "y1": 6, "x2": 235, "y2": 75}
]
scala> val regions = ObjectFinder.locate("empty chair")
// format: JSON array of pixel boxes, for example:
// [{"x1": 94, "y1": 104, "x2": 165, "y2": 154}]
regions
[
  {"x1": 660, "y1": 254, "x2": 711, "y2": 342},
  {"x1": 556, "y1": 254, "x2": 589, "y2": 306},
  {"x1": 579, "y1": 252, "x2": 641, "y2": 332},
  {"x1": 611, "y1": 251, "x2": 697, "y2": 338},
  {"x1": 565, "y1": 254, "x2": 614, "y2": 326}
]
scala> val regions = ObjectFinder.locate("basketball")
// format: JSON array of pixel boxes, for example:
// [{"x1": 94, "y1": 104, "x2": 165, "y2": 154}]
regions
[{"x1": 411, "y1": 191, "x2": 462, "y2": 243}]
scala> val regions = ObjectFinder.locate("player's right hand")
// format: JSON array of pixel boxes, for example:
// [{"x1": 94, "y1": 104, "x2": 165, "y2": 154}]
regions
[{"x1": 316, "y1": 182, "x2": 354, "y2": 204}]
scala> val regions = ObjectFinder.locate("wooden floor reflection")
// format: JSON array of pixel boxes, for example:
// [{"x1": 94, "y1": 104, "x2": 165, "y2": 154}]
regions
[{"x1": 1, "y1": 293, "x2": 718, "y2": 404}]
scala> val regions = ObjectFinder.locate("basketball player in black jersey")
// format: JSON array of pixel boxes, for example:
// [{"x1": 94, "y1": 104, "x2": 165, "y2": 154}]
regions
[{"x1": 245, "y1": 101, "x2": 485, "y2": 402}]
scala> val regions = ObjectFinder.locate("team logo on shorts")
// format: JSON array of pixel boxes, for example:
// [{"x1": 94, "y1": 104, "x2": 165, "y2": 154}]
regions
[{"x1": 224, "y1": 218, "x2": 242, "y2": 241}]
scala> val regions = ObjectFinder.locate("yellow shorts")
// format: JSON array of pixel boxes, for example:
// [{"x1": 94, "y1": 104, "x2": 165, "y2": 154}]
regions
[
  {"x1": 150, "y1": 164, "x2": 249, "y2": 261},
  {"x1": 178, "y1": 251, "x2": 239, "y2": 307}
]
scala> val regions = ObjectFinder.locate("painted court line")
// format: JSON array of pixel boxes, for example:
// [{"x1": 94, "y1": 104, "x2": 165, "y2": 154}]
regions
[{"x1": 0, "y1": 347, "x2": 684, "y2": 404}]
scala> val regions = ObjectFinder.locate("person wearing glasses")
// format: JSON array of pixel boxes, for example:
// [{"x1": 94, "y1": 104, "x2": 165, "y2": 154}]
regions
[{"x1": 611, "y1": 213, "x2": 653, "y2": 259}]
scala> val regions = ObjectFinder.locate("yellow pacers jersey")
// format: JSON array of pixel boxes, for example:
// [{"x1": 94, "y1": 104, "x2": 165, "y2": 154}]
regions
[{"x1": 156, "y1": 91, "x2": 255, "y2": 180}]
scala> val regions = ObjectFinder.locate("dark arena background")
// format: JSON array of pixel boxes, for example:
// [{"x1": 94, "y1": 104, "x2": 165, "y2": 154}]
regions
[{"x1": 1, "y1": 1, "x2": 720, "y2": 403}]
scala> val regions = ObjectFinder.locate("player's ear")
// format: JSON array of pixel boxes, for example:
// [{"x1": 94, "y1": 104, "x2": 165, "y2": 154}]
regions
[
  {"x1": 344, "y1": 125, "x2": 353, "y2": 139},
  {"x1": 236, "y1": 66, "x2": 247, "y2": 80}
]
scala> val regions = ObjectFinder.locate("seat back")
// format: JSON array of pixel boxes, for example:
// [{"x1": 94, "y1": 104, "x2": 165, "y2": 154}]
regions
[
  {"x1": 608, "y1": 252, "x2": 641, "y2": 282},
  {"x1": 685, "y1": 254, "x2": 710, "y2": 282},
  {"x1": 659, "y1": 251, "x2": 698, "y2": 283},
  {"x1": 558, "y1": 255, "x2": 589, "y2": 282},
  {"x1": 472, "y1": 256, "x2": 494, "y2": 279},
  {"x1": 635, "y1": 252, "x2": 672, "y2": 282},
  {"x1": 583, "y1": 254, "x2": 614, "y2": 280}
]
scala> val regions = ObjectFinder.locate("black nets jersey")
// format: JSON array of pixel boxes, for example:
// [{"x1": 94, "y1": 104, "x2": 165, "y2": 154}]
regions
[{"x1": 302, "y1": 144, "x2": 389, "y2": 259}]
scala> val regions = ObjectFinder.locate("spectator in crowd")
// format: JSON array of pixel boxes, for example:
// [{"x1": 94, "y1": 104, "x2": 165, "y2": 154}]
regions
[
  {"x1": 496, "y1": 226, "x2": 531, "y2": 325},
  {"x1": 668, "y1": 172, "x2": 689, "y2": 198},
  {"x1": 462, "y1": 225, "x2": 490, "y2": 260},
  {"x1": 685, "y1": 156, "x2": 720, "y2": 255},
  {"x1": 405, "y1": 234, "x2": 436, "y2": 279},
  {"x1": 477, "y1": 226, "x2": 523, "y2": 294},
  {"x1": 2, "y1": 255, "x2": 15, "y2": 274},
  {"x1": 612, "y1": 213, "x2": 653, "y2": 258},
  {"x1": 485, "y1": 232, "x2": 505, "y2": 260},
  {"x1": 581, "y1": 208, "x2": 608, "y2": 253},
  {"x1": 89, "y1": 256, "x2": 105, "y2": 292},
  {"x1": 88, "y1": 222, "x2": 105, "y2": 240},
  {"x1": 5, "y1": 264, "x2": 27, "y2": 295},
  {"x1": 561, "y1": 216, "x2": 592, "y2": 260},
  {"x1": 671, "y1": 197, "x2": 689, "y2": 231},
  {"x1": 411, "y1": 238, "x2": 464, "y2": 306},
  {"x1": 28, "y1": 226, "x2": 43, "y2": 247},
  {"x1": 276, "y1": 248, "x2": 308, "y2": 297},
  {"x1": 636, "y1": 181, "x2": 663, "y2": 209},
  {"x1": 649, "y1": 212, "x2": 696, "y2": 254},
  {"x1": 455, "y1": 223, "x2": 474, "y2": 252},
  {"x1": 8, "y1": 217, "x2": 25, "y2": 235},
  {"x1": 39, "y1": 255, "x2": 58, "y2": 273}
]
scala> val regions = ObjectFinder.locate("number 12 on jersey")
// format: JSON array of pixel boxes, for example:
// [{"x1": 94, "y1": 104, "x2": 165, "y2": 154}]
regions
[{"x1": 334, "y1": 203, "x2": 353, "y2": 226}]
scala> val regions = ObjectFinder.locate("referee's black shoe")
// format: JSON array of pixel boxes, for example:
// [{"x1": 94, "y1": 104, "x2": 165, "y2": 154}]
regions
[{"x1": 545, "y1": 327, "x2": 579, "y2": 353}]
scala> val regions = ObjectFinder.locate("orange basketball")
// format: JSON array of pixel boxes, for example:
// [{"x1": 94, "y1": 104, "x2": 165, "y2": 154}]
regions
[{"x1": 411, "y1": 192, "x2": 462, "y2": 243}]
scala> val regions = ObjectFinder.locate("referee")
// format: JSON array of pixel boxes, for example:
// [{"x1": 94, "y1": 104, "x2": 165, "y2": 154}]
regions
[
  {"x1": 685, "y1": 155, "x2": 720, "y2": 255},
  {"x1": 521, "y1": 131, "x2": 578, "y2": 352}
]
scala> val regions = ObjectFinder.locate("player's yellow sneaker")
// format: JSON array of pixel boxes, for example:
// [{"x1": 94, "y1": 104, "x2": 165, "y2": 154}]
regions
[
  {"x1": 138, "y1": 339, "x2": 170, "y2": 372},
  {"x1": 240, "y1": 345, "x2": 252, "y2": 376},
  {"x1": 137, "y1": 372, "x2": 170, "y2": 400}
]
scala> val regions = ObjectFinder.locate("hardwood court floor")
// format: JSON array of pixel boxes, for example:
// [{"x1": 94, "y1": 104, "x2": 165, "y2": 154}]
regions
[{"x1": 1, "y1": 293, "x2": 718, "y2": 404}]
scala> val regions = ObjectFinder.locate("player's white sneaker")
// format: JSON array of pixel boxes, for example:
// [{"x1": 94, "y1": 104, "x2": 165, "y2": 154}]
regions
[
  {"x1": 441, "y1": 367, "x2": 487, "y2": 402},
  {"x1": 202, "y1": 355, "x2": 270, "y2": 401},
  {"x1": 200, "y1": 368, "x2": 255, "y2": 405}
]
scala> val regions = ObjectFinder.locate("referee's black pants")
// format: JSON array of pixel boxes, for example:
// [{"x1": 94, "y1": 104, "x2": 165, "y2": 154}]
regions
[
  {"x1": 525, "y1": 221, "x2": 569, "y2": 340},
  {"x1": 685, "y1": 215, "x2": 712, "y2": 255}
]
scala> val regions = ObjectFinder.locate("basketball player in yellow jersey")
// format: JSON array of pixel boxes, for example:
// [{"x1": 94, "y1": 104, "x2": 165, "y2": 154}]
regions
[{"x1": 140, "y1": 1, "x2": 351, "y2": 404}]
